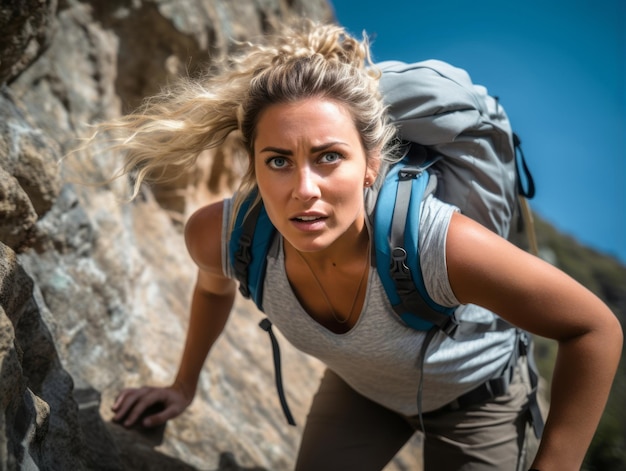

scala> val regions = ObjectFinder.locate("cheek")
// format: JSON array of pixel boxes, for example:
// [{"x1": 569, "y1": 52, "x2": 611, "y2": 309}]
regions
[
  {"x1": 331, "y1": 178, "x2": 366, "y2": 212},
  {"x1": 255, "y1": 166, "x2": 277, "y2": 195},
  {"x1": 256, "y1": 182, "x2": 274, "y2": 209},
  {"x1": 256, "y1": 173, "x2": 286, "y2": 219},
  {"x1": 253, "y1": 160, "x2": 272, "y2": 196}
]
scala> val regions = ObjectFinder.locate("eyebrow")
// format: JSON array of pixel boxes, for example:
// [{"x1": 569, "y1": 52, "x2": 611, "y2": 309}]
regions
[{"x1": 259, "y1": 142, "x2": 347, "y2": 155}]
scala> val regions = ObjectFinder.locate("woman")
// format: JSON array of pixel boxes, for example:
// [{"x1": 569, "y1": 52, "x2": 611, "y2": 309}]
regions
[{"x1": 105, "y1": 21, "x2": 622, "y2": 470}]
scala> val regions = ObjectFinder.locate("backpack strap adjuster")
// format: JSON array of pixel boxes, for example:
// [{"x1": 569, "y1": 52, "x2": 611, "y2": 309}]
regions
[
  {"x1": 391, "y1": 247, "x2": 411, "y2": 278},
  {"x1": 234, "y1": 234, "x2": 253, "y2": 298},
  {"x1": 398, "y1": 166, "x2": 424, "y2": 181},
  {"x1": 440, "y1": 314, "x2": 461, "y2": 338}
]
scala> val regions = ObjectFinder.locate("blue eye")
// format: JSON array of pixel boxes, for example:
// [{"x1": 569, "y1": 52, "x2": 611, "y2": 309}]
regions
[
  {"x1": 320, "y1": 152, "x2": 342, "y2": 164},
  {"x1": 267, "y1": 157, "x2": 288, "y2": 169}
]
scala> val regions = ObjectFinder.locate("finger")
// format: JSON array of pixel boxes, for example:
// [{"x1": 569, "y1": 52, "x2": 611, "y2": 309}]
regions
[
  {"x1": 141, "y1": 389, "x2": 187, "y2": 427},
  {"x1": 141, "y1": 403, "x2": 173, "y2": 428},
  {"x1": 111, "y1": 388, "x2": 138, "y2": 411},
  {"x1": 122, "y1": 389, "x2": 167, "y2": 427},
  {"x1": 112, "y1": 388, "x2": 150, "y2": 423}
]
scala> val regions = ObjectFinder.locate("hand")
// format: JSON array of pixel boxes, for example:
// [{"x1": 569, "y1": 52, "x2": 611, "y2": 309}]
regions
[{"x1": 111, "y1": 382, "x2": 192, "y2": 428}]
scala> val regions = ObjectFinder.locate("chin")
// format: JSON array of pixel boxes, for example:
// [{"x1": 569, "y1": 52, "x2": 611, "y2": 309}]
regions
[{"x1": 284, "y1": 234, "x2": 332, "y2": 254}]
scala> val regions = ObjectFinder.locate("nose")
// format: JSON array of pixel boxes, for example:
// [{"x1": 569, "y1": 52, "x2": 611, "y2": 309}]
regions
[{"x1": 292, "y1": 166, "x2": 321, "y2": 201}]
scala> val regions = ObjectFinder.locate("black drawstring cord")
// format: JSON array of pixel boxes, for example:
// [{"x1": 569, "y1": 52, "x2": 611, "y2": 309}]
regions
[
  {"x1": 416, "y1": 326, "x2": 439, "y2": 433},
  {"x1": 259, "y1": 318, "x2": 296, "y2": 426}
]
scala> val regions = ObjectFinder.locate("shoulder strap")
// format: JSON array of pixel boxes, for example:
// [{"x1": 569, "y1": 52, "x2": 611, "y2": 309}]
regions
[
  {"x1": 229, "y1": 192, "x2": 275, "y2": 311},
  {"x1": 373, "y1": 145, "x2": 453, "y2": 331},
  {"x1": 374, "y1": 143, "x2": 510, "y2": 339}
]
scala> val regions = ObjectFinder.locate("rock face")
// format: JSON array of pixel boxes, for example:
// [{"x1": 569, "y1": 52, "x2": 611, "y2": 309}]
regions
[{"x1": 0, "y1": 1, "x2": 424, "y2": 469}]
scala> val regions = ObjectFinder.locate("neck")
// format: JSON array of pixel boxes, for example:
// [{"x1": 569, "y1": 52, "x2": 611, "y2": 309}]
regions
[
  {"x1": 287, "y1": 225, "x2": 372, "y2": 329},
  {"x1": 289, "y1": 224, "x2": 370, "y2": 271}
]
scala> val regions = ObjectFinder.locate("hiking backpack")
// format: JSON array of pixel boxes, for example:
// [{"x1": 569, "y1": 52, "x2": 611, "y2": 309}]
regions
[{"x1": 229, "y1": 59, "x2": 542, "y2": 434}]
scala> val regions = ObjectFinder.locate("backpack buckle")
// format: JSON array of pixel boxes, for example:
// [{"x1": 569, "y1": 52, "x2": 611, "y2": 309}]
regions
[
  {"x1": 234, "y1": 235, "x2": 252, "y2": 263},
  {"x1": 441, "y1": 314, "x2": 461, "y2": 338},
  {"x1": 398, "y1": 167, "x2": 424, "y2": 181},
  {"x1": 390, "y1": 247, "x2": 411, "y2": 280}
]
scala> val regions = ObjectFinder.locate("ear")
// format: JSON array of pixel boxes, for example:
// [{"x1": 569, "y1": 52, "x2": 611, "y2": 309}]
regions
[{"x1": 365, "y1": 152, "x2": 381, "y2": 186}]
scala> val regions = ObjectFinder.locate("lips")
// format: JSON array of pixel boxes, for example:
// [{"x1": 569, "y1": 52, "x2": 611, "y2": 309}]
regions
[
  {"x1": 293, "y1": 215, "x2": 324, "y2": 222},
  {"x1": 290, "y1": 210, "x2": 327, "y2": 221},
  {"x1": 290, "y1": 213, "x2": 328, "y2": 231}
]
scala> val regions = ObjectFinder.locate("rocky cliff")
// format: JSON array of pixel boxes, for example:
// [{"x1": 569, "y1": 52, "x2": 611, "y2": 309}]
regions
[
  {"x1": 2, "y1": 1, "x2": 624, "y2": 470},
  {"x1": 0, "y1": 1, "x2": 427, "y2": 469}
]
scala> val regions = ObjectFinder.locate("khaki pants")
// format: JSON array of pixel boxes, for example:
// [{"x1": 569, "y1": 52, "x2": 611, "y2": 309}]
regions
[{"x1": 295, "y1": 364, "x2": 537, "y2": 471}]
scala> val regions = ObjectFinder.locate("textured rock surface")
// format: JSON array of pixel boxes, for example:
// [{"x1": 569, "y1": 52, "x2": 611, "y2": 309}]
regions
[
  {"x1": 0, "y1": 1, "x2": 423, "y2": 469},
  {"x1": 0, "y1": 0, "x2": 58, "y2": 84}
]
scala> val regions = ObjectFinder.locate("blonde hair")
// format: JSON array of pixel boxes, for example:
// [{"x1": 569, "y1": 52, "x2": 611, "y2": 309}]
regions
[{"x1": 91, "y1": 20, "x2": 397, "y2": 221}]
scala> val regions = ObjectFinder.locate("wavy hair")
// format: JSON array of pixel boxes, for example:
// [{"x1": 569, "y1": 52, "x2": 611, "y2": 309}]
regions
[{"x1": 90, "y1": 20, "x2": 398, "y2": 221}]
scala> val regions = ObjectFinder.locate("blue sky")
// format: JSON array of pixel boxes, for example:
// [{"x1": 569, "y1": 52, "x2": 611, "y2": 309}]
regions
[{"x1": 331, "y1": 0, "x2": 626, "y2": 264}]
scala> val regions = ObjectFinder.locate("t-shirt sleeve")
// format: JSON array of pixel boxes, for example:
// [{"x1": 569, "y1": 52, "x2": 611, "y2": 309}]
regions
[{"x1": 418, "y1": 194, "x2": 461, "y2": 307}]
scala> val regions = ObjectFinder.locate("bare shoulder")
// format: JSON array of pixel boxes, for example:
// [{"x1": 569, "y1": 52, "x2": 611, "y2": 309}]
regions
[
  {"x1": 445, "y1": 211, "x2": 550, "y2": 304},
  {"x1": 184, "y1": 200, "x2": 226, "y2": 275}
]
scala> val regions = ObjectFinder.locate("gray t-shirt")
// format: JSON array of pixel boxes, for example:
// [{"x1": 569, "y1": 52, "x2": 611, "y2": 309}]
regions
[{"x1": 222, "y1": 194, "x2": 516, "y2": 415}]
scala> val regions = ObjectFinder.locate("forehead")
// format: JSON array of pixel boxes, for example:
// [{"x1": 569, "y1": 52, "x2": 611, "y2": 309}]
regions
[{"x1": 254, "y1": 98, "x2": 358, "y2": 141}]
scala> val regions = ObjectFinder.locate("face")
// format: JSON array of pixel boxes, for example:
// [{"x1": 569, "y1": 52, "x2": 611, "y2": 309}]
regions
[{"x1": 253, "y1": 98, "x2": 378, "y2": 254}]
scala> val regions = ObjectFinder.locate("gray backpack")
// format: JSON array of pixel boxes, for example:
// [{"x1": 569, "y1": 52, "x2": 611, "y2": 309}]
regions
[{"x1": 377, "y1": 59, "x2": 536, "y2": 244}]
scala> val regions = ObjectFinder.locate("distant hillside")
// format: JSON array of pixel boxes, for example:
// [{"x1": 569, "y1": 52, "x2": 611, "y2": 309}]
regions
[{"x1": 531, "y1": 213, "x2": 626, "y2": 470}]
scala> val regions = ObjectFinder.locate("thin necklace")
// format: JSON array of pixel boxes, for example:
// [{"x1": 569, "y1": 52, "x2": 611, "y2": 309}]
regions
[{"x1": 293, "y1": 241, "x2": 371, "y2": 325}]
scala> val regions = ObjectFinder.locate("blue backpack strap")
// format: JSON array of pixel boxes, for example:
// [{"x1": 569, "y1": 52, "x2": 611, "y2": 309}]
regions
[
  {"x1": 374, "y1": 148, "x2": 458, "y2": 334},
  {"x1": 229, "y1": 191, "x2": 275, "y2": 311},
  {"x1": 374, "y1": 143, "x2": 510, "y2": 339},
  {"x1": 513, "y1": 133, "x2": 535, "y2": 199}
]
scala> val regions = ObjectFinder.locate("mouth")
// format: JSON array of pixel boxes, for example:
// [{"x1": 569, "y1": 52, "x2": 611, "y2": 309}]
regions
[
  {"x1": 292, "y1": 215, "x2": 326, "y2": 222},
  {"x1": 290, "y1": 213, "x2": 328, "y2": 231}
]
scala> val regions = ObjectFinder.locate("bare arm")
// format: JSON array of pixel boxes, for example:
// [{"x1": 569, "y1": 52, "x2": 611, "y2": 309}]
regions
[
  {"x1": 170, "y1": 271, "x2": 235, "y2": 399},
  {"x1": 445, "y1": 212, "x2": 622, "y2": 470},
  {"x1": 174, "y1": 200, "x2": 237, "y2": 399},
  {"x1": 112, "y1": 201, "x2": 236, "y2": 427}
]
